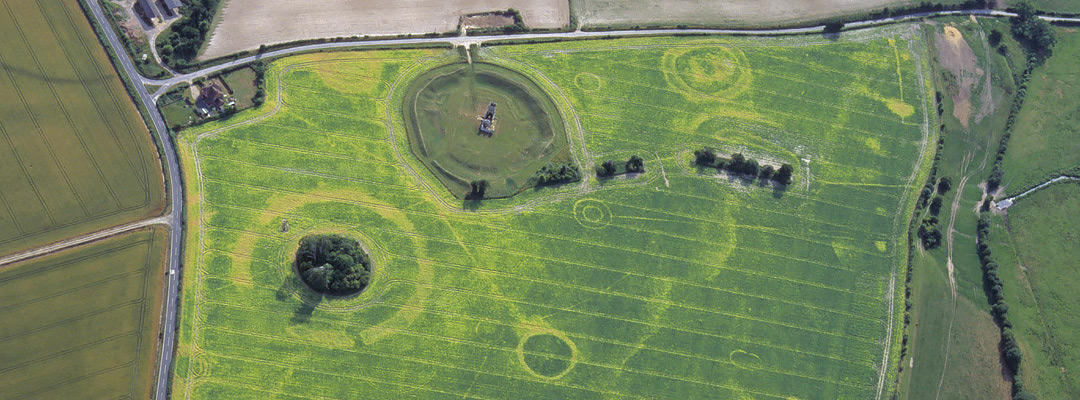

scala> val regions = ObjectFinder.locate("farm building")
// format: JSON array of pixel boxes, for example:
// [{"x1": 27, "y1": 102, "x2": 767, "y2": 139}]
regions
[
  {"x1": 133, "y1": 0, "x2": 162, "y2": 25},
  {"x1": 159, "y1": 0, "x2": 183, "y2": 18}
]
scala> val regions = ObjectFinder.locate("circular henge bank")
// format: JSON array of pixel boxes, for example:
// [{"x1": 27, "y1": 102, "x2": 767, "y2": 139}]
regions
[{"x1": 402, "y1": 62, "x2": 570, "y2": 199}]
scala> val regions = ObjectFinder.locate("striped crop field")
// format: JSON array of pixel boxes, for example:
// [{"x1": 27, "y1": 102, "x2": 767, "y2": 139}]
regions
[
  {"x1": 0, "y1": 227, "x2": 167, "y2": 399},
  {"x1": 0, "y1": 0, "x2": 166, "y2": 256},
  {"x1": 174, "y1": 25, "x2": 936, "y2": 399}
]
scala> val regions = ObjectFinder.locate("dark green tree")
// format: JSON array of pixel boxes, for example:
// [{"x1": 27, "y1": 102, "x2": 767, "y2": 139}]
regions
[
  {"x1": 938, "y1": 177, "x2": 952, "y2": 194},
  {"x1": 469, "y1": 180, "x2": 489, "y2": 198},
  {"x1": 596, "y1": 160, "x2": 617, "y2": 177},
  {"x1": 1010, "y1": 1, "x2": 1056, "y2": 57},
  {"x1": 929, "y1": 196, "x2": 944, "y2": 216},
  {"x1": 743, "y1": 159, "x2": 760, "y2": 177},
  {"x1": 774, "y1": 163, "x2": 794, "y2": 185},
  {"x1": 626, "y1": 155, "x2": 645, "y2": 173},
  {"x1": 694, "y1": 148, "x2": 716, "y2": 166},
  {"x1": 759, "y1": 165, "x2": 774, "y2": 180},
  {"x1": 294, "y1": 234, "x2": 372, "y2": 295},
  {"x1": 728, "y1": 153, "x2": 746, "y2": 171},
  {"x1": 302, "y1": 264, "x2": 333, "y2": 291}
]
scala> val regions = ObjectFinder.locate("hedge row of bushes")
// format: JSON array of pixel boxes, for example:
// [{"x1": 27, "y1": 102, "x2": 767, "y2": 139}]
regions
[
  {"x1": 975, "y1": 216, "x2": 1034, "y2": 399},
  {"x1": 533, "y1": 162, "x2": 582, "y2": 186},
  {"x1": 693, "y1": 148, "x2": 793, "y2": 185},
  {"x1": 251, "y1": 61, "x2": 267, "y2": 106},
  {"x1": 897, "y1": 78, "x2": 953, "y2": 381},
  {"x1": 988, "y1": 3, "x2": 1058, "y2": 192},
  {"x1": 975, "y1": 9, "x2": 1055, "y2": 399}
]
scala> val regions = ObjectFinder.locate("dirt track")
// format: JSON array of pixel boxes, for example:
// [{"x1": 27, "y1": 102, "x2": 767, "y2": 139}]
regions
[
  {"x1": 573, "y1": 0, "x2": 947, "y2": 27},
  {"x1": 201, "y1": 0, "x2": 570, "y2": 60}
]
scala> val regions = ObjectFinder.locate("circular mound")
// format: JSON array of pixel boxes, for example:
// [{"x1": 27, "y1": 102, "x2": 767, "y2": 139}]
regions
[
  {"x1": 403, "y1": 62, "x2": 570, "y2": 199},
  {"x1": 293, "y1": 234, "x2": 372, "y2": 296},
  {"x1": 663, "y1": 45, "x2": 750, "y2": 100},
  {"x1": 518, "y1": 332, "x2": 577, "y2": 379}
]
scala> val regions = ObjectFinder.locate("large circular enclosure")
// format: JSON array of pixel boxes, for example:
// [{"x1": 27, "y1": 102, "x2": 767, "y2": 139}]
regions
[{"x1": 403, "y1": 62, "x2": 570, "y2": 199}]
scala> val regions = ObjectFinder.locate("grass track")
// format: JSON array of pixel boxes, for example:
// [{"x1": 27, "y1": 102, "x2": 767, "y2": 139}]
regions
[
  {"x1": 175, "y1": 27, "x2": 933, "y2": 399},
  {"x1": 0, "y1": 227, "x2": 167, "y2": 399},
  {"x1": 0, "y1": 0, "x2": 165, "y2": 256}
]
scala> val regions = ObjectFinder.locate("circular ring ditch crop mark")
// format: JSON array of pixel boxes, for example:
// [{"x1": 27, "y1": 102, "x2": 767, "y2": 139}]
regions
[
  {"x1": 253, "y1": 194, "x2": 436, "y2": 345},
  {"x1": 574, "y1": 73, "x2": 602, "y2": 92},
  {"x1": 663, "y1": 45, "x2": 751, "y2": 101},
  {"x1": 573, "y1": 199, "x2": 612, "y2": 229},
  {"x1": 517, "y1": 329, "x2": 579, "y2": 380}
]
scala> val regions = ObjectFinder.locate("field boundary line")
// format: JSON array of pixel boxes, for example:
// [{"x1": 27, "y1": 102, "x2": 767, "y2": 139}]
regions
[{"x1": 0, "y1": 216, "x2": 170, "y2": 267}]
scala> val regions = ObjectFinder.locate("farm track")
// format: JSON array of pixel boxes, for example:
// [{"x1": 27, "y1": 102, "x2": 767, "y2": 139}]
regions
[{"x1": 71, "y1": 2, "x2": 1080, "y2": 399}]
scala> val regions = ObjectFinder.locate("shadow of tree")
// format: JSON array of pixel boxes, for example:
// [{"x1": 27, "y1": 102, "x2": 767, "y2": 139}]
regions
[{"x1": 291, "y1": 296, "x2": 321, "y2": 325}]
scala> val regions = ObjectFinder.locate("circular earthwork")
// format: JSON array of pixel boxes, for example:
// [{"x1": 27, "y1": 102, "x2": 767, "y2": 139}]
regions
[{"x1": 402, "y1": 62, "x2": 570, "y2": 199}]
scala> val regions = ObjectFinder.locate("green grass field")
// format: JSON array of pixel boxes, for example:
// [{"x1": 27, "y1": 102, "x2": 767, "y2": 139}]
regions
[
  {"x1": 0, "y1": 227, "x2": 167, "y2": 399},
  {"x1": 994, "y1": 183, "x2": 1080, "y2": 398},
  {"x1": 0, "y1": 0, "x2": 166, "y2": 256},
  {"x1": 898, "y1": 18, "x2": 1023, "y2": 400},
  {"x1": 173, "y1": 26, "x2": 934, "y2": 399},
  {"x1": 404, "y1": 61, "x2": 570, "y2": 198},
  {"x1": 1001, "y1": 28, "x2": 1080, "y2": 194},
  {"x1": 222, "y1": 67, "x2": 258, "y2": 109}
]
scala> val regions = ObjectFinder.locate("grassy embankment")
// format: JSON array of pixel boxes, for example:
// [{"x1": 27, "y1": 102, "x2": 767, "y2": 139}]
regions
[
  {"x1": 0, "y1": 228, "x2": 168, "y2": 399},
  {"x1": 172, "y1": 29, "x2": 932, "y2": 399},
  {"x1": 898, "y1": 16, "x2": 1029, "y2": 400},
  {"x1": 0, "y1": 0, "x2": 165, "y2": 256}
]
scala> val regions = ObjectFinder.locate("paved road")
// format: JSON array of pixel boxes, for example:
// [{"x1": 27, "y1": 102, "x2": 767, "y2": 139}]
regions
[
  {"x1": 76, "y1": 2, "x2": 1080, "y2": 399},
  {"x1": 84, "y1": 2, "x2": 185, "y2": 400},
  {"x1": 0, "y1": 215, "x2": 171, "y2": 267},
  {"x1": 142, "y1": 9, "x2": 1080, "y2": 95}
]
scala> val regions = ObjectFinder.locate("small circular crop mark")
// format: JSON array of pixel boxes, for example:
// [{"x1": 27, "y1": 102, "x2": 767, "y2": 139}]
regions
[
  {"x1": 729, "y1": 349, "x2": 762, "y2": 370},
  {"x1": 517, "y1": 330, "x2": 579, "y2": 380},
  {"x1": 574, "y1": 73, "x2": 602, "y2": 92},
  {"x1": 573, "y1": 199, "x2": 612, "y2": 229},
  {"x1": 190, "y1": 354, "x2": 212, "y2": 378}
]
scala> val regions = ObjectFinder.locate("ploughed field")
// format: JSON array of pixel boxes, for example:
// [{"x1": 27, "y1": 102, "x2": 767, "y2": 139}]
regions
[
  {"x1": 0, "y1": 228, "x2": 167, "y2": 399},
  {"x1": 0, "y1": 0, "x2": 165, "y2": 255},
  {"x1": 175, "y1": 28, "x2": 932, "y2": 399}
]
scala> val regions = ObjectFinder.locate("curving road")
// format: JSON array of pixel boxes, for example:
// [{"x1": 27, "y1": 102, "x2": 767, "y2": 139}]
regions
[
  {"x1": 84, "y1": 3, "x2": 184, "y2": 400},
  {"x1": 78, "y1": 2, "x2": 1080, "y2": 399}
]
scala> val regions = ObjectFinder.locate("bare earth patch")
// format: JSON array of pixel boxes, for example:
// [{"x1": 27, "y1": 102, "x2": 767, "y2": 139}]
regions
[
  {"x1": 201, "y1": 0, "x2": 569, "y2": 60},
  {"x1": 935, "y1": 25, "x2": 981, "y2": 130},
  {"x1": 463, "y1": 12, "x2": 516, "y2": 29}
]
